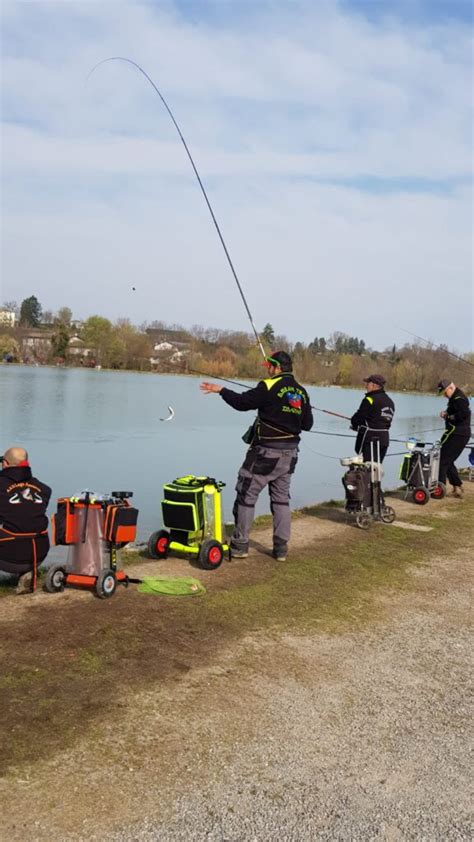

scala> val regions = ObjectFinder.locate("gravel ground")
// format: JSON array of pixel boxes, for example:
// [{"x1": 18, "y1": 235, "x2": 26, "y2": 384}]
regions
[
  {"x1": 105, "y1": 549, "x2": 473, "y2": 842},
  {"x1": 3, "y1": 489, "x2": 472, "y2": 841}
]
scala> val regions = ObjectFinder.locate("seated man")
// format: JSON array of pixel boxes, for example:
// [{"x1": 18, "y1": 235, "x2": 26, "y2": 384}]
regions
[{"x1": 0, "y1": 447, "x2": 51, "y2": 593}]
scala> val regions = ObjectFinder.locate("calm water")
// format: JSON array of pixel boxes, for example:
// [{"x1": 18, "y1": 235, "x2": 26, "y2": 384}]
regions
[{"x1": 1, "y1": 365, "x2": 450, "y2": 540}]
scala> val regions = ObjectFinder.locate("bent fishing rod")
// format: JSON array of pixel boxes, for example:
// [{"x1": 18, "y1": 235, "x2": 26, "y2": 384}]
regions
[
  {"x1": 188, "y1": 367, "x2": 351, "y2": 419},
  {"x1": 87, "y1": 57, "x2": 266, "y2": 360},
  {"x1": 191, "y1": 367, "x2": 451, "y2": 441},
  {"x1": 396, "y1": 327, "x2": 474, "y2": 369}
]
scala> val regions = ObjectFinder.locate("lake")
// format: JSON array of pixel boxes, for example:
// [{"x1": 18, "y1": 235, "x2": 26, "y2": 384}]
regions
[{"x1": 1, "y1": 365, "x2": 450, "y2": 540}]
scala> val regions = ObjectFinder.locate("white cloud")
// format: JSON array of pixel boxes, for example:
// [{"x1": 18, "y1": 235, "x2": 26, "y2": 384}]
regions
[{"x1": 1, "y1": 0, "x2": 472, "y2": 348}]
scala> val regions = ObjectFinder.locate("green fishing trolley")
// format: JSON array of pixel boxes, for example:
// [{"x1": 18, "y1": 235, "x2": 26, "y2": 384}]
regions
[{"x1": 147, "y1": 475, "x2": 229, "y2": 569}]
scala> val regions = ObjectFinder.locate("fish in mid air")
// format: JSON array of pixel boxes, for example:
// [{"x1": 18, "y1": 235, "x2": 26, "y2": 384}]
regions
[{"x1": 160, "y1": 406, "x2": 175, "y2": 422}]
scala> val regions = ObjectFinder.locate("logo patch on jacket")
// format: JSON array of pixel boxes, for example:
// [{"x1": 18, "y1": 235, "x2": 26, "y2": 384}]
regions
[
  {"x1": 287, "y1": 392, "x2": 302, "y2": 410},
  {"x1": 7, "y1": 484, "x2": 44, "y2": 504}
]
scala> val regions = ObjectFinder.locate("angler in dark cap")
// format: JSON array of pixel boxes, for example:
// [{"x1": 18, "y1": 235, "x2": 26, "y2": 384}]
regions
[
  {"x1": 201, "y1": 351, "x2": 313, "y2": 562},
  {"x1": 437, "y1": 379, "x2": 471, "y2": 498},
  {"x1": 350, "y1": 374, "x2": 395, "y2": 462}
]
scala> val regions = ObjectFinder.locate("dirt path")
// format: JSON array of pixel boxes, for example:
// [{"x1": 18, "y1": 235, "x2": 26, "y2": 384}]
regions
[{"x1": 1, "y1": 485, "x2": 473, "y2": 840}]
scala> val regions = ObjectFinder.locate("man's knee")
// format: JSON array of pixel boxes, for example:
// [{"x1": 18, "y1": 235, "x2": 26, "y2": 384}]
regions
[
  {"x1": 235, "y1": 473, "x2": 263, "y2": 507},
  {"x1": 270, "y1": 500, "x2": 290, "y2": 515}
]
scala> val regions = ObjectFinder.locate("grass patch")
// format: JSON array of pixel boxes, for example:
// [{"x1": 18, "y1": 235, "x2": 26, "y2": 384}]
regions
[
  {"x1": 1, "y1": 495, "x2": 472, "y2": 775},
  {"x1": 0, "y1": 665, "x2": 48, "y2": 690},
  {"x1": 207, "y1": 521, "x2": 433, "y2": 633},
  {"x1": 76, "y1": 649, "x2": 103, "y2": 674}
]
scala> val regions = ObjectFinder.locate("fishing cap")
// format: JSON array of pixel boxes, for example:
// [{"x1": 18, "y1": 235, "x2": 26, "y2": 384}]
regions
[
  {"x1": 264, "y1": 350, "x2": 293, "y2": 371},
  {"x1": 363, "y1": 374, "x2": 386, "y2": 387},
  {"x1": 437, "y1": 378, "x2": 452, "y2": 392}
]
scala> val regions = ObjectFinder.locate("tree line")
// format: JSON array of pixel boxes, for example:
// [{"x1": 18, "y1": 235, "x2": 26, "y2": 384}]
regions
[{"x1": 1, "y1": 298, "x2": 472, "y2": 394}]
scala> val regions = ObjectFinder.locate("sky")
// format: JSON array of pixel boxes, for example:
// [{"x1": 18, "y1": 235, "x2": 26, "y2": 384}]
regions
[{"x1": 1, "y1": 0, "x2": 473, "y2": 351}]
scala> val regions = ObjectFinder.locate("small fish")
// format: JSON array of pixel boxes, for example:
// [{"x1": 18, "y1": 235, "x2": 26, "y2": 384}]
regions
[{"x1": 160, "y1": 406, "x2": 175, "y2": 422}]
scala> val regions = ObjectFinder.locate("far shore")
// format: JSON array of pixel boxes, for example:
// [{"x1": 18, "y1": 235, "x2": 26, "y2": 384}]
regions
[{"x1": 0, "y1": 360, "x2": 450, "y2": 397}]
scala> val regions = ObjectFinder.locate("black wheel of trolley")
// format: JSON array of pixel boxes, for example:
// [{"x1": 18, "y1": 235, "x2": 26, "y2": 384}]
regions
[
  {"x1": 412, "y1": 487, "x2": 429, "y2": 505},
  {"x1": 355, "y1": 513, "x2": 371, "y2": 530},
  {"x1": 198, "y1": 539, "x2": 224, "y2": 570},
  {"x1": 95, "y1": 569, "x2": 117, "y2": 599},
  {"x1": 430, "y1": 482, "x2": 446, "y2": 500},
  {"x1": 381, "y1": 505, "x2": 396, "y2": 524},
  {"x1": 44, "y1": 565, "x2": 67, "y2": 593},
  {"x1": 148, "y1": 529, "x2": 170, "y2": 559}
]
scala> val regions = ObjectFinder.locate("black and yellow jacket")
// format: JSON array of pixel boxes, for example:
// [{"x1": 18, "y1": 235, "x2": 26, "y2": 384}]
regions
[
  {"x1": 350, "y1": 388, "x2": 395, "y2": 432},
  {"x1": 442, "y1": 387, "x2": 471, "y2": 441},
  {"x1": 220, "y1": 373, "x2": 313, "y2": 447}
]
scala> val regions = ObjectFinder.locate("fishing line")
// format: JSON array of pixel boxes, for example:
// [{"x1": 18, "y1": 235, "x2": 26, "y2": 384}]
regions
[
  {"x1": 301, "y1": 441, "x2": 342, "y2": 461},
  {"x1": 308, "y1": 429, "x2": 435, "y2": 446},
  {"x1": 309, "y1": 430, "x2": 355, "y2": 440},
  {"x1": 313, "y1": 407, "x2": 351, "y2": 420},
  {"x1": 188, "y1": 368, "x2": 250, "y2": 389},
  {"x1": 396, "y1": 327, "x2": 474, "y2": 369},
  {"x1": 191, "y1": 366, "x2": 352, "y2": 419},
  {"x1": 87, "y1": 56, "x2": 266, "y2": 359},
  {"x1": 191, "y1": 367, "x2": 360, "y2": 420},
  {"x1": 192, "y1": 367, "x2": 449, "y2": 444},
  {"x1": 404, "y1": 427, "x2": 444, "y2": 435}
]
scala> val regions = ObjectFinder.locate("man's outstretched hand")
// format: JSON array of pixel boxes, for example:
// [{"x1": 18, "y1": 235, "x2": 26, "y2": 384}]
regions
[{"x1": 200, "y1": 382, "x2": 222, "y2": 395}]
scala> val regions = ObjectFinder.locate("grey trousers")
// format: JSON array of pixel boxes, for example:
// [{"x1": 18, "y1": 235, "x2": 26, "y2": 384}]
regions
[{"x1": 231, "y1": 445, "x2": 298, "y2": 554}]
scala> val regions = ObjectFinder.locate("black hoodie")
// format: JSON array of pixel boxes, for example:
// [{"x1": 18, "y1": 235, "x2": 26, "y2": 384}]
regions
[
  {"x1": 442, "y1": 387, "x2": 471, "y2": 440},
  {"x1": 351, "y1": 388, "x2": 395, "y2": 432},
  {"x1": 0, "y1": 466, "x2": 51, "y2": 565},
  {"x1": 220, "y1": 372, "x2": 313, "y2": 447}
]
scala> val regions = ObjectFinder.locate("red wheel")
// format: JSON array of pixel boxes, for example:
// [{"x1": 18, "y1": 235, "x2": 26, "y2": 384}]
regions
[
  {"x1": 209, "y1": 546, "x2": 222, "y2": 564},
  {"x1": 198, "y1": 539, "x2": 224, "y2": 570},
  {"x1": 148, "y1": 529, "x2": 170, "y2": 559},
  {"x1": 431, "y1": 482, "x2": 446, "y2": 500},
  {"x1": 412, "y1": 487, "x2": 429, "y2": 505}
]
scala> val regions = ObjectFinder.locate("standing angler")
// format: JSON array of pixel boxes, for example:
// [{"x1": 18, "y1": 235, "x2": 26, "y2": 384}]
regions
[
  {"x1": 200, "y1": 351, "x2": 313, "y2": 562},
  {"x1": 437, "y1": 379, "x2": 471, "y2": 498},
  {"x1": 350, "y1": 374, "x2": 395, "y2": 462}
]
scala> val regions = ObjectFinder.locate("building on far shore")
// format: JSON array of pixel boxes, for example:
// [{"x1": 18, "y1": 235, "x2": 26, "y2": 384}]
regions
[
  {"x1": 18, "y1": 327, "x2": 54, "y2": 361},
  {"x1": 0, "y1": 310, "x2": 16, "y2": 328},
  {"x1": 66, "y1": 335, "x2": 96, "y2": 363}
]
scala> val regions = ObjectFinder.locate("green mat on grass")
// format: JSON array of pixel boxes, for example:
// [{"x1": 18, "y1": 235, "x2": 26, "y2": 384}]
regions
[{"x1": 138, "y1": 576, "x2": 206, "y2": 596}]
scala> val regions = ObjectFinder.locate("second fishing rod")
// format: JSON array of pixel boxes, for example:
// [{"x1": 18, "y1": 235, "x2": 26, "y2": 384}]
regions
[
  {"x1": 189, "y1": 366, "x2": 350, "y2": 420},
  {"x1": 190, "y1": 366, "x2": 445, "y2": 442}
]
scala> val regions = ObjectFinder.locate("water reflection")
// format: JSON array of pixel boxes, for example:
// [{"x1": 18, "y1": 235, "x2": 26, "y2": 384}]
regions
[{"x1": 1, "y1": 366, "x2": 453, "y2": 539}]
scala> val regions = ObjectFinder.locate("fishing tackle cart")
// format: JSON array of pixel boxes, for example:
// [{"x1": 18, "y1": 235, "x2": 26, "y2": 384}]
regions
[
  {"x1": 341, "y1": 441, "x2": 396, "y2": 529},
  {"x1": 45, "y1": 491, "x2": 138, "y2": 598},
  {"x1": 148, "y1": 475, "x2": 229, "y2": 569},
  {"x1": 399, "y1": 440, "x2": 445, "y2": 505}
]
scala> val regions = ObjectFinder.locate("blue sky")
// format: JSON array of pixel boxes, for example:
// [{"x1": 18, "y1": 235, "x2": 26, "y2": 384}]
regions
[{"x1": 1, "y1": 0, "x2": 472, "y2": 350}]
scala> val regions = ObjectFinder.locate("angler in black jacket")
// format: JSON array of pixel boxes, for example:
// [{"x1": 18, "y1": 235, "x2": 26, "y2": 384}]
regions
[
  {"x1": 350, "y1": 374, "x2": 395, "y2": 463},
  {"x1": 437, "y1": 379, "x2": 472, "y2": 497},
  {"x1": 200, "y1": 351, "x2": 313, "y2": 561},
  {"x1": 0, "y1": 447, "x2": 51, "y2": 591}
]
